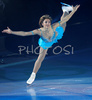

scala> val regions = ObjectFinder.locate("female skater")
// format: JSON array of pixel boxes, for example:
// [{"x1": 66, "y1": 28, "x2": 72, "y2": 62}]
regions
[{"x1": 2, "y1": 3, "x2": 80, "y2": 85}]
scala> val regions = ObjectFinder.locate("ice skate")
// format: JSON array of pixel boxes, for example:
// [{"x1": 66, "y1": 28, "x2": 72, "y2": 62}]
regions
[
  {"x1": 26, "y1": 72, "x2": 36, "y2": 85},
  {"x1": 60, "y1": 2, "x2": 73, "y2": 13}
]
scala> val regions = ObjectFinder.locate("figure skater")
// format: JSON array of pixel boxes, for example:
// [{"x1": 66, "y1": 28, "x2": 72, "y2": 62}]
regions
[{"x1": 2, "y1": 3, "x2": 80, "y2": 85}]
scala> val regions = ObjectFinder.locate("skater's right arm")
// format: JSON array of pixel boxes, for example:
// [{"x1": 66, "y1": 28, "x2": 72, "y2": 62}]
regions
[{"x1": 2, "y1": 27, "x2": 41, "y2": 36}]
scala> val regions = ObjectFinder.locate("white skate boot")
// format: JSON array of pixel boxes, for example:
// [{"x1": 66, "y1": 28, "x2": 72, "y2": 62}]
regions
[
  {"x1": 26, "y1": 72, "x2": 36, "y2": 85},
  {"x1": 60, "y1": 2, "x2": 73, "y2": 13}
]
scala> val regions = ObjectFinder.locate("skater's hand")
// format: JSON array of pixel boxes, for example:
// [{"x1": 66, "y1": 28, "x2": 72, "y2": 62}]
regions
[
  {"x1": 2, "y1": 27, "x2": 12, "y2": 34},
  {"x1": 73, "y1": 5, "x2": 80, "y2": 12}
]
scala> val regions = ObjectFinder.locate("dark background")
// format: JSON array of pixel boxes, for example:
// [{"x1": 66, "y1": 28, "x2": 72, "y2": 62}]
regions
[{"x1": 0, "y1": 0, "x2": 92, "y2": 56}]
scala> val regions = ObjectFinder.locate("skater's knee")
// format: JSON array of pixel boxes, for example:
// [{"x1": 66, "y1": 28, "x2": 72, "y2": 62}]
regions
[
  {"x1": 62, "y1": 22, "x2": 66, "y2": 31},
  {"x1": 62, "y1": 22, "x2": 66, "y2": 27},
  {"x1": 37, "y1": 57, "x2": 44, "y2": 63}
]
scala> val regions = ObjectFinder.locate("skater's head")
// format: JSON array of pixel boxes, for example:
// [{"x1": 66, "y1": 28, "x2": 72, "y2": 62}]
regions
[{"x1": 39, "y1": 15, "x2": 52, "y2": 28}]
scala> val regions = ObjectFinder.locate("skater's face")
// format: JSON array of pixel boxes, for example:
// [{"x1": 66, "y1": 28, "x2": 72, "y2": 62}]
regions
[{"x1": 42, "y1": 19, "x2": 51, "y2": 28}]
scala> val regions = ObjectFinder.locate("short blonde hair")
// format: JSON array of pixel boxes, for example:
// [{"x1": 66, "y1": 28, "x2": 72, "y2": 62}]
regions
[{"x1": 39, "y1": 15, "x2": 52, "y2": 27}]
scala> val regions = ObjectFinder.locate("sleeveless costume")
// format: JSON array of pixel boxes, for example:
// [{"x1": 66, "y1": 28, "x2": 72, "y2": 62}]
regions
[
  {"x1": 31, "y1": 21, "x2": 64, "y2": 50},
  {"x1": 38, "y1": 21, "x2": 64, "y2": 49}
]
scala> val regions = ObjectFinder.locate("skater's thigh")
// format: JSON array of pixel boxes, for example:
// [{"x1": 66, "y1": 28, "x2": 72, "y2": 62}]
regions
[
  {"x1": 61, "y1": 23, "x2": 66, "y2": 31},
  {"x1": 37, "y1": 47, "x2": 48, "y2": 62}
]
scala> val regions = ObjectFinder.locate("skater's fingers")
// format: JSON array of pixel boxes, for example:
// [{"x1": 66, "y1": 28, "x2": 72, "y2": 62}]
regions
[{"x1": 7, "y1": 27, "x2": 10, "y2": 29}]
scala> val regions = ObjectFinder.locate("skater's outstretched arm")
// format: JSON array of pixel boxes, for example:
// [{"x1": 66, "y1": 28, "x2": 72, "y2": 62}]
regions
[{"x1": 2, "y1": 27, "x2": 41, "y2": 36}]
